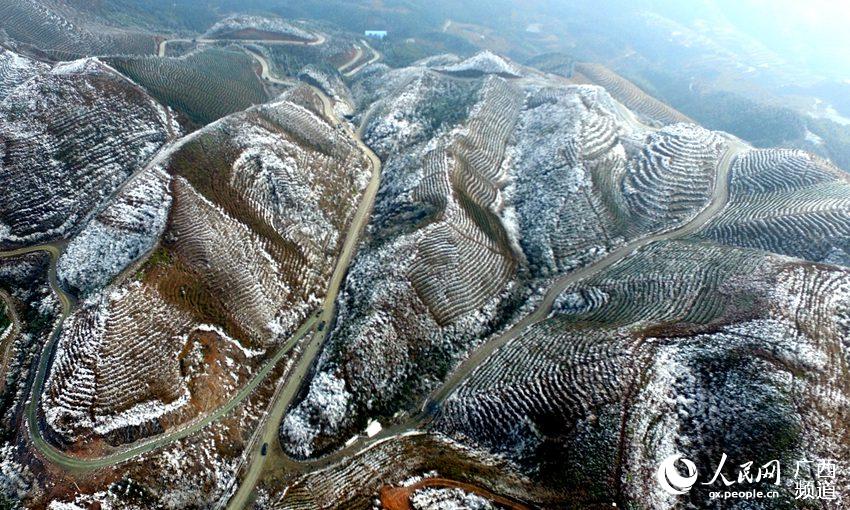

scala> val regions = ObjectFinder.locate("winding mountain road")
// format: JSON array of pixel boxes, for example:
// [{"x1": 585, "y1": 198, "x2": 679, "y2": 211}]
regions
[
  {"x1": 0, "y1": 43, "x2": 380, "y2": 477},
  {"x1": 0, "y1": 246, "x2": 73, "y2": 349},
  {"x1": 0, "y1": 46, "x2": 383, "y2": 510},
  {"x1": 0, "y1": 39, "x2": 748, "y2": 509},
  {"x1": 341, "y1": 39, "x2": 380, "y2": 77},
  {"x1": 419, "y1": 101, "x2": 749, "y2": 411},
  {"x1": 157, "y1": 32, "x2": 326, "y2": 58},
  {"x1": 0, "y1": 244, "x2": 325, "y2": 471},
  {"x1": 242, "y1": 46, "x2": 296, "y2": 87},
  {"x1": 157, "y1": 30, "x2": 379, "y2": 81},
  {"x1": 336, "y1": 44, "x2": 363, "y2": 74},
  {"x1": 263, "y1": 97, "x2": 751, "y2": 479},
  {"x1": 223, "y1": 78, "x2": 384, "y2": 510},
  {"x1": 421, "y1": 137, "x2": 748, "y2": 410}
]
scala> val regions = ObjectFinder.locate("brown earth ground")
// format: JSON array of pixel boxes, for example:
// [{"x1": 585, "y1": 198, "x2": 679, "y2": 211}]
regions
[{"x1": 380, "y1": 477, "x2": 532, "y2": 510}]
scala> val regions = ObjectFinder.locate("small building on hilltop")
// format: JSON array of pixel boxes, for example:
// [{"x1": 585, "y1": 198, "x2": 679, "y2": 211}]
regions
[{"x1": 365, "y1": 30, "x2": 388, "y2": 39}]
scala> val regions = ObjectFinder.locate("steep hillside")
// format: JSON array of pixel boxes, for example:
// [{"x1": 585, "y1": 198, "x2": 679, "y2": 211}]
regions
[
  {"x1": 266, "y1": 51, "x2": 850, "y2": 510},
  {"x1": 0, "y1": 52, "x2": 171, "y2": 249},
  {"x1": 690, "y1": 148, "x2": 850, "y2": 265},
  {"x1": 107, "y1": 47, "x2": 271, "y2": 127},
  {"x1": 262, "y1": 38, "x2": 360, "y2": 79},
  {"x1": 0, "y1": 48, "x2": 47, "y2": 98},
  {"x1": 2, "y1": 10, "x2": 850, "y2": 508},
  {"x1": 42, "y1": 87, "x2": 371, "y2": 449},
  {"x1": 203, "y1": 15, "x2": 318, "y2": 43},
  {"x1": 0, "y1": 251, "x2": 58, "y2": 442},
  {"x1": 0, "y1": 0, "x2": 156, "y2": 57},
  {"x1": 573, "y1": 62, "x2": 693, "y2": 126},
  {"x1": 418, "y1": 236, "x2": 848, "y2": 508},
  {"x1": 274, "y1": 434, "x2": 540, "y2": 509},
  {"x1": 279, "y1": 53, "x2": 734, "y2": 459}
]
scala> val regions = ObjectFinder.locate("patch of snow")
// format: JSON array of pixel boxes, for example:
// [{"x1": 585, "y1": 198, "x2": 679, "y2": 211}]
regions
[
  {"x1": 365, "y1": 419, "x2": 382, "y2": 437},
  {"x1": 0, "y1": 444, "x2": 31, "y2": 501},
  {"x1": 437, "y1": 50, "x2": 522, "y2": 77},
  {"x1": 204, "y1": 14, "x2": 314, "y2": 41},
  {"x1": 0, "y1": 221, "x2": 10, "y2": 245},
  {"x1": 57, "y1": 166, "x2": 172, "y2": 294},
  {"x1": 280, "y1": 370, "x2": 351, "y2": 457},
  {"x1": 93, "y1": 391, "x2": 189, "y2": 435},
  {"x1": 48, "y1": 503, "x2": 87, "y2": 510},
  {"x1": 191, "y1": 324, "x2": 264, "y2": 358},
  {"x1": 51, "y1": 58, "x2": 103, "y2": 76},
  {"x1": 410, "y1": 487, "x2": 495, "y2": 510},
  {"x1": 804, "y1": 128, "x2": 824, "y2": 146}
]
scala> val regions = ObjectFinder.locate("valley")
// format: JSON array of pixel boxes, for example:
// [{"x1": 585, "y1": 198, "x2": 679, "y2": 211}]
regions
[{"x1": 0, "y1": 2, "x2": 848, "y2": 509}]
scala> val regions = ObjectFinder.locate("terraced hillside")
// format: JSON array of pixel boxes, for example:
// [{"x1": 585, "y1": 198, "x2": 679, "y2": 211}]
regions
[
  {"x1": 691, "y1": 148, "x2": 850, "y2": 265},
  {"x1": 279, "y1": 53, "x2": 732, "y2": 459},
  {"x1": 573, "y1": 62, "x2": 692, "y2": 126},
  {"x1": 262, "y1": 38, "x2": 359, "y2": 79},
  {"x1": 434, "y1": 241, "x2": 850, "y2": 507},
  {"x1": 273, "y1": 433, "x2": 540, "y2": 509},
  {"x1": 42, "y1": 87, "x2": 371, "y2": 449},
  {"x1": 0, "y1": 0, "x2": 156, "y2": 57},
  {"x1": 2, "y1": 9, "x2": 850, "y2": 509},
  {"x1": 620, "y1": 124, "x2": 727, "y2": 235},
  {"x1": 551, "y1": 240, "x2": 773, "y2": 327},
  {"x1": 107, "y1": 47, "x2": 271, "y2": 127},
  {"x1": 0, "y1": 51, "x2": 170, "y2": 249}
]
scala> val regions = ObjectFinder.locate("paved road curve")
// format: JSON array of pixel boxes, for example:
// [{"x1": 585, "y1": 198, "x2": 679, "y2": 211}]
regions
[
  {"x1": 0, "y1": 43, "x2": 746, "y2": 509},
  {"x1": 157, "y1": 32, "x2": 327, "y2": 57},
  {"x1": 158, "y1": 30, "x2": 378, "y2": 81},
  {"x1": 0, "y1": 43, "x2": 381, "y2": 475},
  {"x1": 342, "y1": 39, "x2": 380, "y2": 77},
  {"x1": 0, "y1": 244, "x2": 324, "y2": 472}
]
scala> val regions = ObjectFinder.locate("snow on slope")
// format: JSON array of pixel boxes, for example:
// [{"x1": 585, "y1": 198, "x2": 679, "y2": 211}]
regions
[
  {"x1": 203, "y1": 14, "x2": 315, "y2": 41},
  {"x1": 0, "y1": 47, "x2": 46, "y2": 100},
  {"x1": 57, "y1": 166, "x2": 172, "y2": 295},
  {"x1": 281, "y1": 55, "x2": 730, "y2": 459},
  {"x1": 43, "y1": 282, "x2": 194, "y2": 442},
  {"x1": 41, "y1": 88, "x2": 371, "y2": 447},
  {"x1": 437, "y1": 50, "x2": 522, "y2": 78},
  {"x1": 410, "y1": 487, "x2": 495, "y2": 510},
  {"x1": 0, "y1": 51, "x2": 169, "y2": 248},
  {"x1": 0, "y1": 0, "x2": 156, "y2": 56}
]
